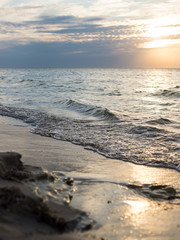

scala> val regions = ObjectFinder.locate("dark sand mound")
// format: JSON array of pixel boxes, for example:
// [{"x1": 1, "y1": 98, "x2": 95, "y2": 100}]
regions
[
  {"x1": 127, "y1": 183, "x2": 178, "y2": 200},
  {"x1": 0, "y1": 152, "x2": 23, "y2": 178},
  {"x1": 0, "y1": 152, "x2": 93, "y2": 239}
]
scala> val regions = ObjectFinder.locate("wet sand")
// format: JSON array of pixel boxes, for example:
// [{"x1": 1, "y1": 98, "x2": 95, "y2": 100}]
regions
[{"x1": 1, "y1": 116, "x2": 180, "y2": 239}]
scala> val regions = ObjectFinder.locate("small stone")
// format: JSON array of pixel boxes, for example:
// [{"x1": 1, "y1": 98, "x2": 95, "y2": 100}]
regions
[{"x1": 64, "y1": 177, "x2": 74, "y2": 186}]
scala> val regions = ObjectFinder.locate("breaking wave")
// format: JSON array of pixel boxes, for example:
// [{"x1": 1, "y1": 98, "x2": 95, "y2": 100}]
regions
[
  {"x1": 59, "y1": 99, "x2": 119, "y2": 121},
  {"x1": 146, "y1": 118, "x2": 172, "y2": 125},
  {"x1": 155, "y1": 87, "x2": 180, "y2": 98},
  {"x1": 0, "y1": 103, "x2": 179, "y2": 171}
]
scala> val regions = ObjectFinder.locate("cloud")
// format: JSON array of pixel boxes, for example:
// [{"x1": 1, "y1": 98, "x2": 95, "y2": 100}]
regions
[
  {"x1": 27, "y1": 15, "x2": 77, "y2": 25},
  {"x1": 0, "y1": 11, "x2": 143, "y2": 48},
  {"x1": 1, "y1": 39, "x2": 180, "y2": 68},
  {"x1": 24, "y1": 15, "x2": 104, "y2": 30},
  {"x1": 0, "y1": 0, "x2": 10, "y2": 7},
  {"x1": 0, "y1": 38, "x2": 140, "y2": 68},
  {"x1": 0, "y1": 0, "x2": 180, "y2": 67}
]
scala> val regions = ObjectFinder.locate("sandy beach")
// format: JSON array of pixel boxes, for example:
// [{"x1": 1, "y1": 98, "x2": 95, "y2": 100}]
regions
[{"x1": 1, "y1": 116, "x2": 180, "y2": 240}]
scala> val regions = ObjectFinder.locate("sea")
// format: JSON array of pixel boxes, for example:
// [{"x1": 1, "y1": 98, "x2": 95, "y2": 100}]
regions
[{"x1": 0, "y1": 68, "x2": 179, "y2": 170}]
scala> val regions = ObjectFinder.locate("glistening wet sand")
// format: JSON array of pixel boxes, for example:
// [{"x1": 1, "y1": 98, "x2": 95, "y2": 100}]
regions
[{"x1": 1, "y1": 116, "x2": 180, "y2": 239}]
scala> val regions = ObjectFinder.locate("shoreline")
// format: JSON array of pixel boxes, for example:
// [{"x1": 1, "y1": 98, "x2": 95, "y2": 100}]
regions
[{"x1": 1, "y1": 117, "x2": 180, "y2": 239}]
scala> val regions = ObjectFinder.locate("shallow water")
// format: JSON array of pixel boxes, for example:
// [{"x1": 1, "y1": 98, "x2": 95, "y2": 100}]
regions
[
  {"x1": 0, "y1": 118, "x2": 180, "y2": 239},
  {"x1": 0, "y1": 68, "x2": 179, "y2": 169}
]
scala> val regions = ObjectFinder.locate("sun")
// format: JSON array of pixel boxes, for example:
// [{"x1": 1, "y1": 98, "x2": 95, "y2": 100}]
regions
[
  {"x1": 146, "y1": 26, "x2": 174, "y2": 39},
  {"x1": 144, "y1": 39, "x2": 180, "y2": 49},
  {"x1": 141, "y1": 17, "x2": 180, "y2": 48}
]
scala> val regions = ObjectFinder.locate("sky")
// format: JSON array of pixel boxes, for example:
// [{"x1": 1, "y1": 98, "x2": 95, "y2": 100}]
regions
[{"x1": 0, "y1": 0, "x2": 180, "y2": 68}]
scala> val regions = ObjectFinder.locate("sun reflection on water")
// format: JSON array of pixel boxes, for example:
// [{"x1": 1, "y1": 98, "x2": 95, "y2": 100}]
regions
[
  {"x1": 125, "y1": 200, "x2": 149, "y2": 215},
  {"x1": 139, "y1": 70, "x2": 176, "y2": 116}
]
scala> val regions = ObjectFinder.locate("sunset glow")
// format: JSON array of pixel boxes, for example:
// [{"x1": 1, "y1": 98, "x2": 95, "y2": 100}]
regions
[
  {"x1": 0, "y1": 0, "x2": 180, "y2": 68},
  {"x1": 141, "y1": 17, "x2": 180, "y2": 49},
  {"x1": 143, "y1": 39, "x2": 180, "y2": 48},
  {"x1": 146, "y1": 26, "x2": 175, "y2": 39}
]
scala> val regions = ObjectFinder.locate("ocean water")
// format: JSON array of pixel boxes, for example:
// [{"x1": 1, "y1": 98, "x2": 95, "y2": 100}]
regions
[{"x1": 0, "y1": 68, "x2": 179, "y2": 170}]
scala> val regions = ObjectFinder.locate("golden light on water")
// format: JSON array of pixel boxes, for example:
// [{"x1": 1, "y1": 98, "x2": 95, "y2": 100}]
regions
[
  {"x1": 125, "y1": 200, "x2": 149, "y2": 215},
  {"x1": 124, "y1": 199, "x2": 152, "y2": 229}
]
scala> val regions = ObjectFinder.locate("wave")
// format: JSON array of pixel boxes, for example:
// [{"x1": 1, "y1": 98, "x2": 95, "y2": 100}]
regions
[
  {"x1": 146, "y1": 118, "x2": 172, "y2": 125},
  {"x1": 155, "y1": 87, "x2": 180, "y2": 98},
  {"x1": 59, "y1": 99, "x2": 119, "y2": 121},
  {"x1": 158, "y1": 133, "x2": 180, "y2": 143},
  {"x1": 0, "y1": 104, "x2": 179, "y2": 171},
  {"x1": 0, "y1": 104, "x2": 46, "y2": 125},
  {"x1": 107, "y1": 90, "x2": 121, "y2": 96},
  {"x1": 128, "y1": 125, "x2": 167, "y2": 137}
]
